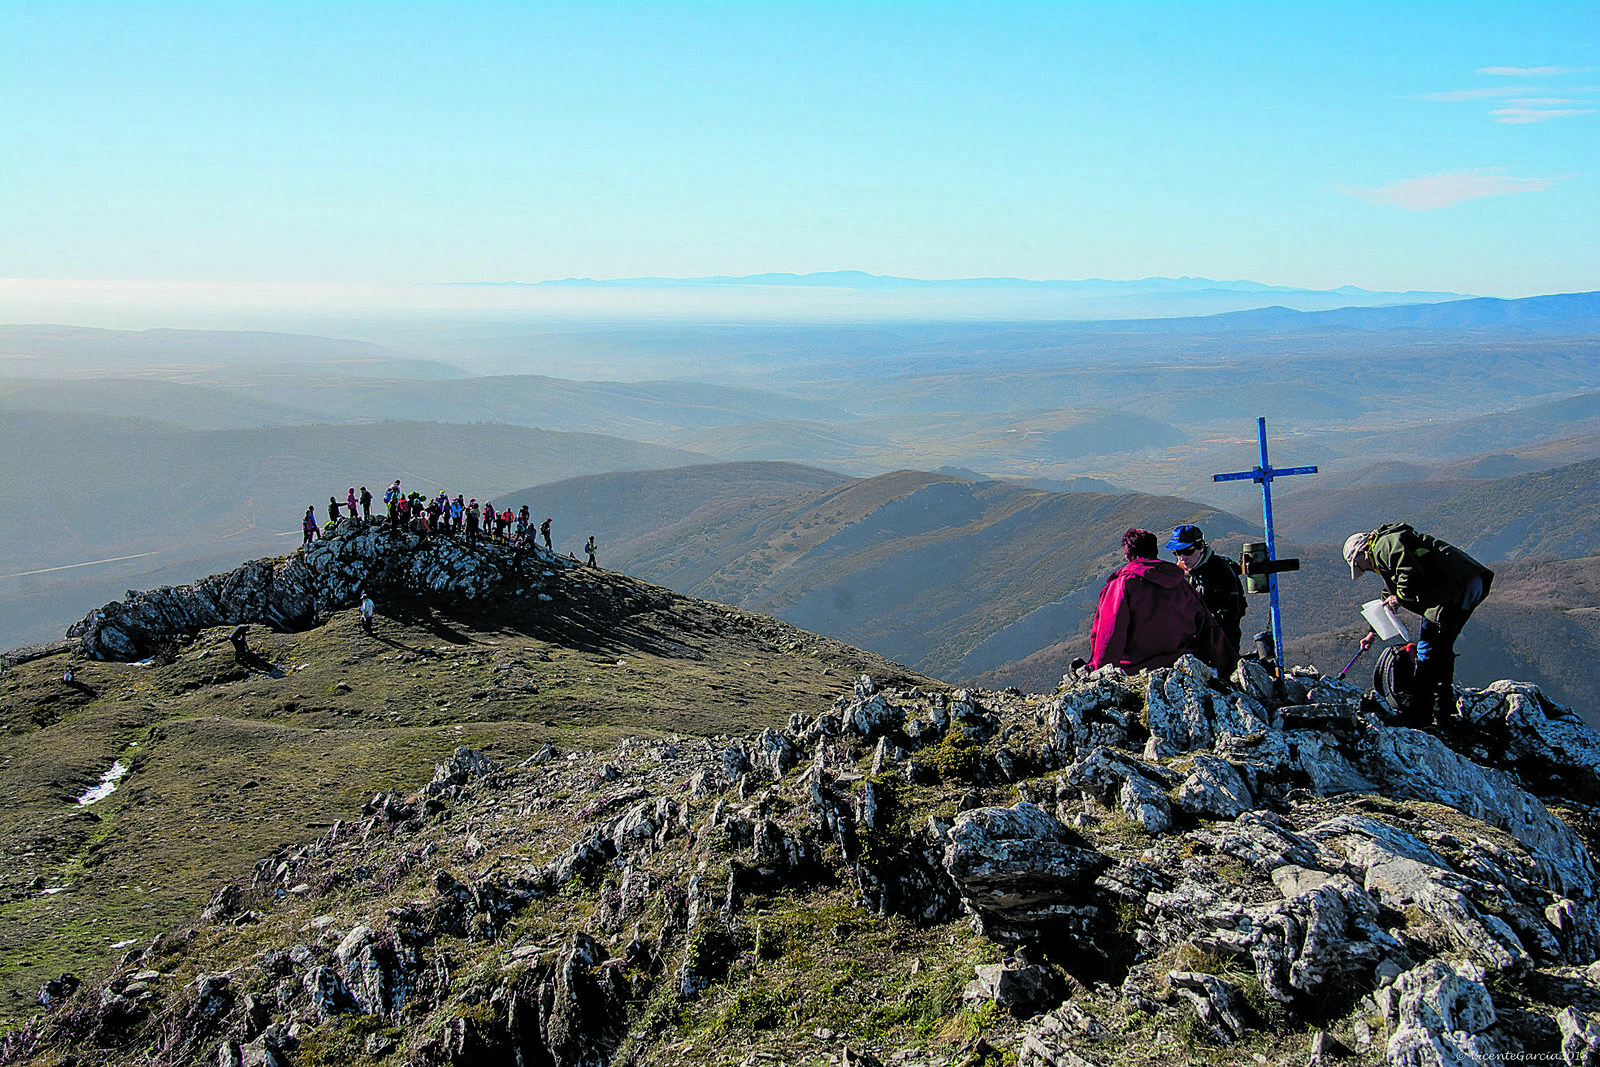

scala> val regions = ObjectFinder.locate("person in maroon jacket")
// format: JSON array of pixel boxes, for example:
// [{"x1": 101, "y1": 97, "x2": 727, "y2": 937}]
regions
[{"x1": 1088, "y1": 528, "x2": 1238, "y2": 676}]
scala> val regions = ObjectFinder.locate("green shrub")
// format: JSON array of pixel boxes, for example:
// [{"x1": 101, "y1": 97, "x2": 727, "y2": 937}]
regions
[
  {"x1": 702, "y1": 981, "x2": 800, "y2": 1038},
  {"x1": 928, "y1": 726, "x2": 982, "y2": 781},
  {"x1": 684, "y1": 925, "x2": 739, "y2": 979},
  {"x1": 295, "y1": 1015, "x2": 402, "y2": 1067}
]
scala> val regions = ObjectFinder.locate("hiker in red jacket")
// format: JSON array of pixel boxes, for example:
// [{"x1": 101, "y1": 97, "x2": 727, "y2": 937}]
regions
[{"x1": 1089, "y1": 528, "x2": 1237, "y2": 676}]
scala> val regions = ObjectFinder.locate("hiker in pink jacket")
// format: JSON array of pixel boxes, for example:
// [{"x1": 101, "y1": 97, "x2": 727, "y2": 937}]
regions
[{"x1": 1089, "y1": 528, "x2": 1237, "y2": 676}]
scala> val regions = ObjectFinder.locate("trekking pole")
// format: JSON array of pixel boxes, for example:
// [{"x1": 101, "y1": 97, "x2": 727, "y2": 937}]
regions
[{"x1": 1337, "y1": 645, "x2": 1366, "y2": 681}]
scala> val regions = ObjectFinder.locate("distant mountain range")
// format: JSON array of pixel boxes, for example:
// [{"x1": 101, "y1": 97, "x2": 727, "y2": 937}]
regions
[
  {"x1": 443, "y1": 271, "x2": 1475, "y2": 321},
  {"x1": 510, "y1": 270, "x2": 1464, "y2": 300},
  {"x1": 1201, "y1": 290, "x2": 1600, "y2": 332}
]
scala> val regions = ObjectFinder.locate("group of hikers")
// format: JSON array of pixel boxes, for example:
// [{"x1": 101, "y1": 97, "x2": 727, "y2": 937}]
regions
[
  {"x1": 1086, "y1": 521, "x2": 1491, "y2": 730},
  {"x1": 299, "y1": 481, "x2": 598, "y2": 566},
  {"x1": 285, "y1": 480, "x2": 606, "y2": 641}
]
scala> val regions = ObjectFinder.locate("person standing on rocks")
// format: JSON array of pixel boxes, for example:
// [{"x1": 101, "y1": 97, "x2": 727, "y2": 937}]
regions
[
  {"x1": 327, "y1": 495, "x2": 342, "y2": 526},
  {"x1": 466, "y1": 499, "x2": 480, "y2": 543},
  {"x1": 345, "y1": 487, "x2": 359, "y2": 520},
  {"x1": 1088, "y1": 528, "x2": 1236, "y2": 676},
  {"x1": 540, "y1": 517, "x2": 552, "y2": 551},
  {"x1": 302, "y1": 506, "x2": 319, "y2": 545},
  {"x1": 359, "y1": 591, "x2": 375, "y2": 634},
  {"x1": 585, "y1": 535, "x2": 597, "y2": 568},
  {"x1": 1163, "y1": 524, "x2": 1247, "y2": 655},
  {"x1": 1346, "y1": 524, "x2": 1494, "y2": 728},
  {"x1": 359, "y1": 486, "x2": 372, "y2": 522}
]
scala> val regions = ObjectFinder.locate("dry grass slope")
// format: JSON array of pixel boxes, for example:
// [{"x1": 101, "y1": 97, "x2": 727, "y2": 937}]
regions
[{"x1": 0, "y1": 567, "x2": 930, "y2": 1024}]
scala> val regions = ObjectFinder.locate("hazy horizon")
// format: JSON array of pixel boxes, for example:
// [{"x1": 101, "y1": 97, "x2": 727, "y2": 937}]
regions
[{"x1": 0, "y1": 271, "x2": 1502, "y2": 333}]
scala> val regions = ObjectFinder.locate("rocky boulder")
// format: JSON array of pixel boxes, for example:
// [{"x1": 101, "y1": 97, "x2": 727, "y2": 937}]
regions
[{"x1": 941, "y1": 802, "x2": 1107, "y2": 938}]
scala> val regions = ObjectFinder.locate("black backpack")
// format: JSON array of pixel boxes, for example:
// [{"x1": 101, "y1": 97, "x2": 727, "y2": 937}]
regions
[{"x1": 1374, "y1": 642, "x2": 1417, "y2": 712}]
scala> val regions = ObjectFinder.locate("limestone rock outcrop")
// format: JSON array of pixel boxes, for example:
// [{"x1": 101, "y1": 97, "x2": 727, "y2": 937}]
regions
[
  {"x1": 11, "y1": 634, "x2": 1600, "y2": 1066},
  {"x1": 68, "y1": 521, "x2": 578, "y2": 661}
]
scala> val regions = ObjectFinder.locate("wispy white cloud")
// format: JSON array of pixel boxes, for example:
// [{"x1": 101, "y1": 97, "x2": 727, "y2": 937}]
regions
[
  {"x1": 1417, "y1": 86, "x2": 1533, "y2": 102},
  {"x1": 1422, "y1": 66, "x2": 1596, "y2": 122},
  {"x1": 1490, "y1": 106, "x2": 1595, "y2": 124},
  {"x1": 1339, "y1": 169, "x2": 1573, "y2": 211},
  {"x1": 1478, "y1": 65, "x2": 1595, "y2": 76}
]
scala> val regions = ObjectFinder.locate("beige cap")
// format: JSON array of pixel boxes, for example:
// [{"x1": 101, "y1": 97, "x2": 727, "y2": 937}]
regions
[{"x1": 1343, "y1": 532, "x2": 1371, "y2": 579}]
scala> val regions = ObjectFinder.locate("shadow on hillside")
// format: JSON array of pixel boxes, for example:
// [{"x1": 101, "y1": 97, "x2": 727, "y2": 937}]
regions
[
  {"x1": 417, "y1": 598, "x2": 681, "y2": 661},
  {"x1": 380, "y1": 604, "x2": 477, "y2": 648},
  {"x1": 234, "y1": 649, "x2": 285, "y2": 678}
]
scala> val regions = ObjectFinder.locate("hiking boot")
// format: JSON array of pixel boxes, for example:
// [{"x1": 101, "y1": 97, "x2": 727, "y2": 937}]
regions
[{"x1": 1391, "y1": 688, "x2": 1431, "y2": 729}]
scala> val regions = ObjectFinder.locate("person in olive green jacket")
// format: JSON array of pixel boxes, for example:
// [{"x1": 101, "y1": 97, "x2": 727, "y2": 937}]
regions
[{"x1": 1344, "y1": 524, "x2": 1493, "y2": 727}]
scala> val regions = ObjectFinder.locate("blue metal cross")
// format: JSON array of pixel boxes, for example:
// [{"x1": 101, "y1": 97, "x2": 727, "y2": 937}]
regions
[{"x1": 1212, "y1": 417, "x2": 1317, "y2": 674}]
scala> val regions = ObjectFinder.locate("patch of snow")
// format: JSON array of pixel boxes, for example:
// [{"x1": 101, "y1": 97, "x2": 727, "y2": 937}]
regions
[
  {"x1": 77, "y1": 760, "x2": 130, "y2": 806},
  {"x1": 41, "y1": 886, "x2": 68, "y2": 895}
]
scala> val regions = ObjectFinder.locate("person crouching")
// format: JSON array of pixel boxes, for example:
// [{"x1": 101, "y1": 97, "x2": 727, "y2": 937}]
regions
[{"x1": 1088, "y1": 528, "x2": 1237, "y2": 676}]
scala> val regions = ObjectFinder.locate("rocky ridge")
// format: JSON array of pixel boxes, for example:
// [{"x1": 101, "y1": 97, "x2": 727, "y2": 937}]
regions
[
  {"x1": 68, "y1": 519, "x2": 588, "y2": 663},
  {"x1": 6, "y1": 639, "x2": 1600, "y2": 1066}
]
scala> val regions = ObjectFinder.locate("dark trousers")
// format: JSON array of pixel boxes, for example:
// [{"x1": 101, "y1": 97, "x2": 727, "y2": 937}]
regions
[{"x1": 1412, "y1": 574, "x2": 1489, "y2": 723}]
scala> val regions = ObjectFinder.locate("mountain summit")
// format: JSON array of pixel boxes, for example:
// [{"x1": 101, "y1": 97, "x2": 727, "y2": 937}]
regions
[{"x1": 3, "y1": 523, "x2": 1599, "y2": 1065}]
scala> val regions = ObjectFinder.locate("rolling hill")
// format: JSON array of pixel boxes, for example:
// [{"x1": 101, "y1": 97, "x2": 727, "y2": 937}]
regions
[
  {"x1": 0, "y1": 324, "x2": 464, "y2": 380},
  {"x1": 1275, "y1": 455, "x2": 1600, "y2": 562},
  {"x1": 0, "y1": 542, "x2": 929, "y2": 1029},
  {"x1": 230, "y1": 374, "x2": 853, "y2": 440},
  {"x1": 0, "y1": 377, "x2": 323, "y2": 430},
  {"x1": 506, "y1": 466, "x2": 1257, "y2": 681}
]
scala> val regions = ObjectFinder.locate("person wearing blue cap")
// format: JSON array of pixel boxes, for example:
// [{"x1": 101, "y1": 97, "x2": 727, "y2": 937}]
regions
[{"x1": 1163, "y1": 524, "x2": 1247, "y2": 655}]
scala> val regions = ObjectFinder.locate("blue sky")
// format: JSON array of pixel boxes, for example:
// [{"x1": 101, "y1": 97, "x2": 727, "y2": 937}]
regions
[{"x1": 2, "y1": 0, "x2": 1596, "y2": 320}]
